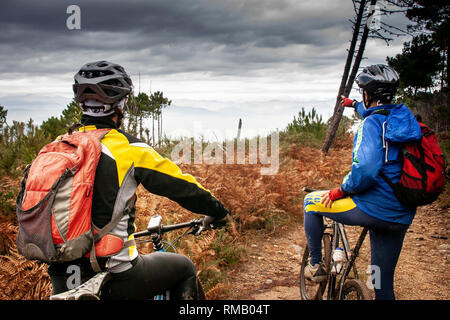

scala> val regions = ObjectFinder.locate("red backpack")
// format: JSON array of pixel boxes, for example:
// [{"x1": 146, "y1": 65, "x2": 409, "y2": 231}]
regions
[
  {"x1": 15, "y1": 128, "x2": 132, "y2": 271},
  {"x1": 379, "y1": 121, "x2": 447, "y2": 208}
]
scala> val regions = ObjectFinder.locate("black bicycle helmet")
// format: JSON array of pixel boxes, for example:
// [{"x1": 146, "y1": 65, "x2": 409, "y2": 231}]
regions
[
  {"x1": 356, "y1": 64, "x2": 399, "y2": 103},
  {"x1": 73, "y1": 61, "x2": 133, "y2": 104}
]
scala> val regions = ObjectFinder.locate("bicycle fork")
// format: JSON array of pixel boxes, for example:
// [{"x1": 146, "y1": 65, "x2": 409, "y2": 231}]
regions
[{"x1": 152, "y1": 232, "x2": 171, "y2": 300}]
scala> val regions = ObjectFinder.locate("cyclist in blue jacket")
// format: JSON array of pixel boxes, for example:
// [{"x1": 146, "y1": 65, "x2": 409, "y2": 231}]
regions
[{"x1": 303, "y1": 64, "x2": 422, "y2": 300}]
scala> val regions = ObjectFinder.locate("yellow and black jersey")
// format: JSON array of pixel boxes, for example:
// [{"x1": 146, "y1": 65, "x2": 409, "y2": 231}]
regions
[{"x1": 79, "y1": 117, "x2": 228, "y2": 272}]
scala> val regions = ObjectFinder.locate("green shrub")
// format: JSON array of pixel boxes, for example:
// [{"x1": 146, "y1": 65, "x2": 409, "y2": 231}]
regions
[
  {"x1": 210, "y1": 229, "x2": 244, "y2": 268},
  {"x1": 280, "y1": 107, "x2": 353, "y2": 149},
  {"x1": 0, "y1": 191, "x2": 15, "y2": 217},
  {"x1": 285, "y1": 107, "x2": 326, "y2": 139}
]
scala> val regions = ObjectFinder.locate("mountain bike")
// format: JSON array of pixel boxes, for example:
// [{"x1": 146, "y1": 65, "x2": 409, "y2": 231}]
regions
[
  {"x1": 50, "y1": 214, "x2": 209, "y2": 300},
  {"x1": 299, "y1": 187, "x2": 372, "y2": 300}
]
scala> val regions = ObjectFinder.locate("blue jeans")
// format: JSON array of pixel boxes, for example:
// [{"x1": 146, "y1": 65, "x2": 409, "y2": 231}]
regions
[{"x1": 303, "y1": 191, "x2": 409, "y2": 300}]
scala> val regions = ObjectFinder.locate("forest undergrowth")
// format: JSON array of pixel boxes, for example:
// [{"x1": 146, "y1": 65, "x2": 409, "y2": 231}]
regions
[
  {"x1": 0, "y1": 127, "x2": 448, "y2": 300},
  {"x1": 0, "y1": 130, "x2": 357, "y2": 299}
]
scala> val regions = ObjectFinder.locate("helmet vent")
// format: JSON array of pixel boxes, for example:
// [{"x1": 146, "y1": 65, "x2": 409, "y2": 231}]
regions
[
  {"x1": 114, "y1": 66, "x2": 125, "y2": 73},
  {"x1": 101, "y1": 79, "x2": 123, "y2": 87}
]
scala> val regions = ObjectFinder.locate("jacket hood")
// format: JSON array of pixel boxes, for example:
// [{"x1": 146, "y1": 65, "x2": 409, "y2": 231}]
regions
[{"x1": 364, "y1": 104, "x2": 422, "y2": 143}]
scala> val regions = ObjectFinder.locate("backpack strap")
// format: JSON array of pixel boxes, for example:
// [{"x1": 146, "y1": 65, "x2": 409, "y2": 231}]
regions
[
  {"x1": 379, "y1": 171, "x2": 396, "y2": 191},
  {"x1": 89, "y1": 195, "x2": 137, "y2": 273},
  {"x1": 16, "y1": 164, "x2": 31, "y2": 207}
]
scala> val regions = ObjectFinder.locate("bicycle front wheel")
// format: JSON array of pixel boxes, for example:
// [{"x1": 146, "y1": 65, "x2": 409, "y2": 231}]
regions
[
  {"x1": 338, "y1": 279, "x2": 372, "y2": 300},
  {"x1": 299, "y1": 234, "x2": 332, "y2": 300},
  {"x1": 162, "y1": 240, "x2": 178, "y2": 253}
]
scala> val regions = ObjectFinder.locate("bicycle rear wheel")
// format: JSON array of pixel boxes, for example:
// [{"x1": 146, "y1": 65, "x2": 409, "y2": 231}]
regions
[
  {"x1": 338, "y1": 279, "x2": 371, "y2": 300},
  {"x1": 299, "y1": 234, "x2": 332, "y2": 300}
]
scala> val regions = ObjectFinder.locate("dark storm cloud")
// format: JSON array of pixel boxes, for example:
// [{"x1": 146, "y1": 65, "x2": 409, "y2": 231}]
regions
[
  {"x1": 0, "y1": 0, "x2": 348, "y2": 46},
  {"x1": 0, "y1": 0, "x2": 354, "y2": 77}
]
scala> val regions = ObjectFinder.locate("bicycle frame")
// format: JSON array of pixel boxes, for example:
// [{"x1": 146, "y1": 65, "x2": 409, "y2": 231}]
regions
[
  {"x1": 133, "y1": 214, "x2": 203, "y2": 300},
  {"x1": 324, "y1": 219, "x2": 368, "y2": 300}
]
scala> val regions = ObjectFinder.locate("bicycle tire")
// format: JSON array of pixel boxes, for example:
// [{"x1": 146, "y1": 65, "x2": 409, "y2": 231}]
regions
[
  {"x1": 338, "y1": 279, "x2": 372, "y2": 300},
  {"x1": 299, "y1": 234, "x2": 332, "y2": 300}
]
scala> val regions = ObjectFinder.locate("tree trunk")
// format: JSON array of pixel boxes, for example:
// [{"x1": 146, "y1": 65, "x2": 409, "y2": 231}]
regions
[
  {"x1": 159, "y1": 111, "x2": 163, "y2": 147},
  {"x1": 152, "y1": 112, "x2": 155, "y2": 147},
  {"x1": 157, "y1": 113, "x2": 161, "y2": 147},
  {"x1": 322, "y1": 0, "x2": 375, "y2": 154},
  {"x1": 446, "y1": 41, "x2": 449, "y2": 90},
  {"x1": 344, "y1": 7, "x2": 373, "y2": 96},
  {"x1": 237, "y1": 118, "x2": 242, "y2": 140}
]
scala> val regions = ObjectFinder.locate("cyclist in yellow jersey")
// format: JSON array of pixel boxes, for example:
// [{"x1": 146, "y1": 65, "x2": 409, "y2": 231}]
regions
[{"x1": 48, "y1": 61, "x2": 230, "y2": 300}]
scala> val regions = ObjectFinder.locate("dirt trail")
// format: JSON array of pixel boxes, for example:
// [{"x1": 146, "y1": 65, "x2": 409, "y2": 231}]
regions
[
  {"x1": 225, "y1": 204, "x2": 450, "y2": 300},
  {"x1": 224, "y1": 218, "x2": 304, "y2": 300}
]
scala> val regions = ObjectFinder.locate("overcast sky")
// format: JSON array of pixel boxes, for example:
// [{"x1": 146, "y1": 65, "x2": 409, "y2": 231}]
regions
[{"x1": 0, "y1": 0, "x2": 411, "y2": 140}]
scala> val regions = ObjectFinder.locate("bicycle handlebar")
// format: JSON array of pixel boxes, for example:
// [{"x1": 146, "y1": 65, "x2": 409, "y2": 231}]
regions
[
  {"x1": 303, "y1": 187, "x2": 317, "y2": 193},
  {"x1": 133, "y1": 218, "x2": 204, "y2": 239},
  {"x1": 161, "y1": 219, "x2": 203, "y2": 233}
]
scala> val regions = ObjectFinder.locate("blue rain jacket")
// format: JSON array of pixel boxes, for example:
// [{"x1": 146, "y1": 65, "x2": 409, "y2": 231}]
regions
[{"x1": 341, "y1": 102, "x2": 422, "y2": 225}]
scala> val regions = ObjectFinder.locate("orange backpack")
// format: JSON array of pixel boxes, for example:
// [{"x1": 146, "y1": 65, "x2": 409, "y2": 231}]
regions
[{"x1": 16, "y1": 129, "x2": 131, "y2": 271}]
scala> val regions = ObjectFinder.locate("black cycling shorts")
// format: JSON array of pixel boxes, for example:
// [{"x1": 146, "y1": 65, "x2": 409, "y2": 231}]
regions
[{"x1": 48, "y1": 252, "x2": 198, "y2": 300}]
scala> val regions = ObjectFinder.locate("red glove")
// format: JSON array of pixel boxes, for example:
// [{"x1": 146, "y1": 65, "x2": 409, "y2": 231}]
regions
[
  {"x1": 341, "y1": 96, "x2": 355, "y2": 108},
  {"x1": 328, "y1": 187, "x2": 346, "y2": 201}
]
